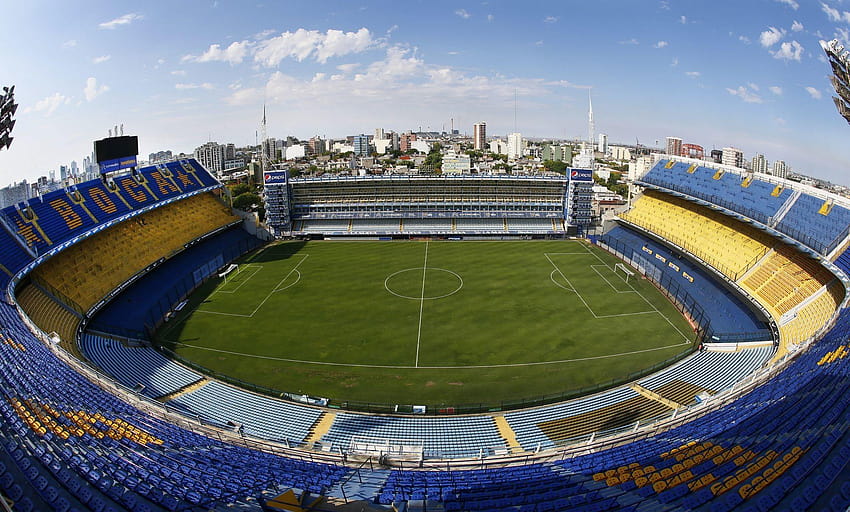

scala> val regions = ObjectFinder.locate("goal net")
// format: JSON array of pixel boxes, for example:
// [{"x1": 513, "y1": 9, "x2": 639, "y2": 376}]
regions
[
  {"x1": 614, "y1": 262, "x2": 635, "y2": 283},
  {"x1": 218, "y1": 264, "x2": 239, "y2": 282}
]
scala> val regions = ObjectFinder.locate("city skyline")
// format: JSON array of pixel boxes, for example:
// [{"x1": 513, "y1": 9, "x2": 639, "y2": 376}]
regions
[{"x1": 2, "y1": 0, "x2": 850, "y2": 186}]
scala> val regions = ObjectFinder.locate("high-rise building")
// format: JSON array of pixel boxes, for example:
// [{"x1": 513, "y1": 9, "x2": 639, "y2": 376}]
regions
[
  {"x1": 507, "y1": 132, "x2": 524, "y2": 160},
  {"x1": 665, "y1": 137, "x2": 683, "y2": 156},
  {"x1": 0, "y1": 180, "x2": 31, "y2": 209},
  {"x1": 374, "y1": 128, "x2": 385, "y2": 141},
  {"x1": 194, "y1": 141, "x2": 226, "y2": 174},
  {"x1": 149, "y1": 150, "x2": 173, "y2": 164},
  {"x1": 308, "y1": 136, "x2": 326, "y2": 156},
  {"x1": 489, "y1": 139, "x2": 507, "y2": 155},
  {"x1": 772, "y1": 160, "x2": 788, "y2": 179},
  {"x1": 597, "y1": 133, "x2": 608, "y2": 156},
  {"x1": 473, "y1": 122, "x2": 486, "y2": 151},
  {"x1": 721, "y1": 147, "x2": 744, "y2": 168},
  {"x1": 353, "y1": 134, "x2": 371, "y2": 156},
  {"x1": 441, "y1": 150, "x2": 472, "y2": 173},
  {"x1": 541, "y1": 144, "x2": 572, "y2": 164},
  {"x1": 751, "y1": 154, "x2": 768, "y2": 174},
  {"x1": 400, "y1": 132, "x2": 417, "y2": 152}
]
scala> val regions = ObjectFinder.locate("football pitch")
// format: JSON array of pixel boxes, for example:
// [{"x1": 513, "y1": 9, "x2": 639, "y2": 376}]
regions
[{"x1": 155, "y1": 240, "x2": 696, "y2": 407}]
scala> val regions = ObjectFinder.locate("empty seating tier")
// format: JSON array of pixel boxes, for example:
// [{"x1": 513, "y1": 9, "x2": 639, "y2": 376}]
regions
[
  {"x1": 2, "y1": 160, "x2": 216, "y2": 255},
  {"x1": 640, "y1": 158, "x2": 850, "y2": 256},
  {"x1": 740, "y1": 244, "x2": 836, "y2": 317},
  {"x1": 620, "y1": 190, "x2": 775, "y2": 280},
  {"x1": 29, "y1": 193, "x2": 238, "y2": 313},
  {"x1": 14, "y1": 284, "x2": 81, "y2": 356}
]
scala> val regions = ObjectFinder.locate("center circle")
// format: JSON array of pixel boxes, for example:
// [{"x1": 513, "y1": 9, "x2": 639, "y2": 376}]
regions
[{"x1": 384, "y1": 268, "x2": 464, "y2": 300}]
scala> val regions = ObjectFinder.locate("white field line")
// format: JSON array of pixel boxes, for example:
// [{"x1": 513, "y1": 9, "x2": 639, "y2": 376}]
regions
[
  {"x1": 590, "y1": 264, "x2": 636, "y2": 294},
  {"x1": 580, "y1": 243, "x2": 691, "y2": 344},
  {"x1": 170, "y1": 340, "x2": 690, "y2": 370},
  {"x1": 197, "y1": 255, "x2": 309, "y2": 318},
  {"x1": 214, "y1": 264, "x2": 263, "y2": 295},
  {"x1": 415, "y1": 241, "x2": 429, "y2": 367}
]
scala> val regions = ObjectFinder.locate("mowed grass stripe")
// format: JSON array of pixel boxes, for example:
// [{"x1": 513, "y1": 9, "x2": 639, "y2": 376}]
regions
[{"x1": 158, "y1": 240, "x2": 696, "y2": 404}]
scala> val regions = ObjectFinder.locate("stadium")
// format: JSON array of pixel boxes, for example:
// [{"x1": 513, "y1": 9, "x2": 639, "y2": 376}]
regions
[{"x1": 2, "y1": 48, "x2": 850, "y2": 512}]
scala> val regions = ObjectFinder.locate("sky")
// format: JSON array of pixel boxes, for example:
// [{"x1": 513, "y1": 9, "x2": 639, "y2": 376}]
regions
[{"x1": 2, "y1": 0, "x2": 850, "y2": 186}]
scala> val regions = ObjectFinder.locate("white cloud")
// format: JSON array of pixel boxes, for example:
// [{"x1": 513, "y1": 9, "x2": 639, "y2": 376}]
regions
[
  {"x1": 175, "y1": 83, "x2": 214, "y2": 90},
  {"x1": 26, "y1": 93, "x2": 69, "y2": 116},
  {"x1": 671, "y1": 57, "x2": 679, "y2": 67},
  {"x1": 660, "y1": 1, "x2": 670, "y2": 10},
  {"x1": 62, "y1": 40, "x2": 77, "y2": 48},
  {"x1": 253, "y1": 28, "x2": 374, "y2": 66},
  {"x1": 791, "y1": 20, "x2": 804, "y2": 32},
  {"x1": 187, "y1": 40, "x2": 251, "y2": 65},
  {"x1": 544, "y1": 16, "x2": 558, "y2": 23},
  {"x1": 99, "y1": 13, "x2": 143, "y2": 30},
  {"x1": 748, "y1": 82, "x2": 760, "y2": 91},
  {"x1": 775, "y1": 117, "x2": 787, "y2": 126},
  {"x1": 769, "y1": 86, "x2": 783, "y2": 95},
  {"x1": 84, "y1": 77, "x2": 108, "y2": 102},
  {"x1": 685, "y1": 71, "x2": 701, "y2": 77},
  {"x1": 170, "y1": 70, "x2": 187, "y2": 76},
  {"x1": 654, "y1": 41, "x2": 668, "y2": 48},
  {"x1": 726, "y1": 85, "x2": 763, "y2": 103},
  {"x1": 316, "y1": 28, "x2": 373, "y2": 64},
  {"x1": 759, "y1": 27, "x2": 785, "y2": 47},
  {"x1": 619, "y1": 38, "x2": 639, "y2": 45},
  {"x1": 679, "y1": 15, "x2": 687, "y2": 24},
  {"x1": 821, "y1": 2, "x2": 850, "y2": 23},
  {"x1": 224, "y1": 44, "x2": 591, "y2": 120},
  {"x1": 455, "y1": 9, "x2": 471, "y2": 19},
  {"x1": 487, "y1": 14, "x2": 494, "y2": 22},
  {"x1": 776, "y1": 0, "x2": 799, "y2": 10},
  {"x1": 92, "y1": 55, "x2": 111, "y2": 64},
  {"x1": 739, "y1": 35, "x2": 751, "y2": 44},
  {"x1": 772, "y1": 40, "x2": 803, "y2": 61},
  {"x1": 336, "y1": 63, "x2": 360, "y2": 73},
  {"x1": 805, "y1": 86, "x2": 822, "y2": 99}
]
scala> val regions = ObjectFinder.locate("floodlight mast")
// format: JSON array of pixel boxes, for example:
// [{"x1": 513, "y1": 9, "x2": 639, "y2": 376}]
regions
[
  {"x1": 0, "y1": 84, "x2": 18, "y2": 151},
  {"x1": 821, "y1": 39, "x2": 850, "y2": 126}
]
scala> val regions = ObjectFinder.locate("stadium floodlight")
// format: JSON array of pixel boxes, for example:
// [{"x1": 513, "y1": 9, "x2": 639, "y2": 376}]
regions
[
  {"x1": 0, "y1": 84, "x2": 17, "y2": 151},
  {"x1": 822, "y1": 40, "x2": 850, "y2": 126}
]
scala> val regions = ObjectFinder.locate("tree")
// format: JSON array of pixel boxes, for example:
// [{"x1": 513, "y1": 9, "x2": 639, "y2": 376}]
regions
[
  {"x1": 543, "y1": 160, "x2": 568, "y2": 174},
  {"x1": 230, "y1": 183, "x2": 252, "y2": 197},
  {"x1": 232, "y1": 192, "x2": 261, "y2": 211},
  {"x1": 424, "y1": 146, "x2": 442, "y2": 172}
]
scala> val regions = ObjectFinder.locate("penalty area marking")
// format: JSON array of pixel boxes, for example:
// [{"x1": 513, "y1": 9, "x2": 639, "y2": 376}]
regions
[
  {"x1": 196, "y1": 254, "x2": 309, "y2": 318},
  {"x1": 213, "y1": 264, "x2": 264, "y2": 295},
  {"x1": 579, "y1": 243, "x2": 692, "y2": 343},
  {"x1": 590, "y1": 264, "x2": 636, "y2": 294},
  {"x1": 549, "y1": 269, "x2": 655, "y2": 319},
  {"x1": 168, "y1": 339, "x2": 691, "y2": 370}
]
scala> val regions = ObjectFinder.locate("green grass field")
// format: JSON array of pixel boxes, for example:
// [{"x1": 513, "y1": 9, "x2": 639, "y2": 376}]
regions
[{"x1": 155, "y1": 240, "x2": 696, "y2": 407}]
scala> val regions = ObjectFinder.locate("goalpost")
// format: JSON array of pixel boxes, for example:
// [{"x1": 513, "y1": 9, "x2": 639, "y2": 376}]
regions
[
  {"x1": 614, "y1": 262, "x2": 635, "y2": 283},
  {"x1": 218, "y1": 263, "x2": 239, "y2": 283}
]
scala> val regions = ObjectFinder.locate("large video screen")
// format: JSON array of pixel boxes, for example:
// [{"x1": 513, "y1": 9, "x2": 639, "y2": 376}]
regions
[{"x1": 94, "y1": 135, "x2": 139, "y2": 173}]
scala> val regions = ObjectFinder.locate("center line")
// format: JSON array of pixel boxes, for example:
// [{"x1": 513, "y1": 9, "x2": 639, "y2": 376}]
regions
[{"x1": 415, "y1": 240, "x2": 429, "y2": 367}]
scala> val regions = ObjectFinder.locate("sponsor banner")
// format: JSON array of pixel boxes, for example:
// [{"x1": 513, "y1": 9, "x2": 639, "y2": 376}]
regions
[
  {"x1": 569, "y1": 168, "x2": 593, "y2": 182},
  {"x1": 668, "y1": 261, "x2": 680, "y2": 272},
  {"x1": 263, "y1": 171, "x2": 289, "y2": 184},
  {"x1": 99, "y1": 156, "x2": 137, "y2": 174},
  {"x1": 683, "y1": 272, "x2": 694, "y2": 283},
  {"x1": 642, "y1": 246, "x2": 653, "y2": 255},
  {"x1": 655, "y1": 253, "x2": 667, "y2": 263}
]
